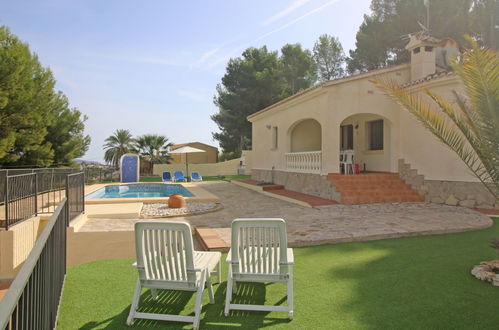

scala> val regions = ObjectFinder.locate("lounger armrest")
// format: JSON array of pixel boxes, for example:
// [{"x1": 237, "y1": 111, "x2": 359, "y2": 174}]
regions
[
  {"x1": 186, "y1": 267, "x2": 204, "y2": 272},
  {"x1": 132, "y1": 262, "x2": 145, "y2": 269},
  {"x1": 280, "y1": 248, "x2": 294, "y2": 265}
]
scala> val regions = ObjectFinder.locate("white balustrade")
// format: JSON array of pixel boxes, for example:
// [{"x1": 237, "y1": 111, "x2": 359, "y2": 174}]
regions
[{"x1": 285, "y1": 151, "x2": 322, "y2": 174}]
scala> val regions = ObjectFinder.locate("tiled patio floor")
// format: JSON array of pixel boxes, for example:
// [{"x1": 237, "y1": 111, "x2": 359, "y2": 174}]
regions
[{"x1": 79, "y1": 181, "x2": 493, "y2": 248}]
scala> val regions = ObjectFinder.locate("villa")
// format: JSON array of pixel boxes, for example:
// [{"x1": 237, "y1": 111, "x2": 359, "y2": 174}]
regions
[
  {"x1": 249, "y1": 32, "x2": 498, "y2": 210},
  {"x1": 0, "y1": 31, "x2": 497, "y2": 330}
]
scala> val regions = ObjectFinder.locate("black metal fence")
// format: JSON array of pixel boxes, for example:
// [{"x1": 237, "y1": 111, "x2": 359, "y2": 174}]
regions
[
  {"x1": 0, "y1": 168, "x2": 80, "y2": 205},
  {"x1": 0, "y1": 198, "x2": 68, "y2": 330},
  {"x1": 3, "y1": 173, "x2": 37, "y2": 230},
  {"x1": 82, "y1": 166, "x2": 119, "y2": 184},
  {"x1": 66, "y1": 172, "x2": 85, "y2": 221},
  {"x1": 2, "y1": 171, "x2": 85, "y2": 229}
]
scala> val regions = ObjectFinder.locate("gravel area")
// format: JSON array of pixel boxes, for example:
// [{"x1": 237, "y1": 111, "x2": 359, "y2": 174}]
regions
[{"x1": 141, "y1": 203, "x2": 219, "y2": 218}]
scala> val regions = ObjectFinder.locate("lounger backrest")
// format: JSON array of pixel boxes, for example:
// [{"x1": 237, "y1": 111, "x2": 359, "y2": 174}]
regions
[
  {"x1": 191, "y1": 172, "x2": 201, "y2": 180},
  {"x1": 230, "y1": 218, "x2": 288, "y2": 276},
  {"x1": 162, "y1": 172, "x2": 172, "y2": 181},
  {"x1": 174, "y1": 171, "x2": 185, "y2": 180},
  {"x1": 134, "y1": 221, "x2": 196, "y2": 284}
]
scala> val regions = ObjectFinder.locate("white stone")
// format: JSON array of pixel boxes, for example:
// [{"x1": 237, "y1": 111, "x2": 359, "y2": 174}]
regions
[{"x1": 141, "y1": 203, "x2": 218, "y2": 218}]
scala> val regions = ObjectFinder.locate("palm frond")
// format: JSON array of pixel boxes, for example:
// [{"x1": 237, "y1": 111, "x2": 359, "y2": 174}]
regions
[{"x1": 373, "y1": 78, "x2": 498, "y2": 200}]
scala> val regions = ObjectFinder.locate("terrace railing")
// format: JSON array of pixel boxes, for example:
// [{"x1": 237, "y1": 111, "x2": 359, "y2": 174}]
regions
[
  {"x1": 0, "y1": 198, "x2": 68, "y2": 330},
  {"x1": 66, "y1": 172, "x2": 85, "y2": 221},
  {"x1": 2, "y1": 171, "x2": 85, "y2": 229},
  {"x1": 3, "y1": 173, "x2": 37, "y2": 230},
  {"x1": 0, "y1": 168, "x2": 79, "y2": 208},
  {"x1": 285, "y1": 151, "x2": 322, "y2": 174}
]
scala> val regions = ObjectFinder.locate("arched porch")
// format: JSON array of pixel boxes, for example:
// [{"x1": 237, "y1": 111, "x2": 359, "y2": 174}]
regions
[{"x1": 285, "y1": 119, "x2": 322, "y2": 174}]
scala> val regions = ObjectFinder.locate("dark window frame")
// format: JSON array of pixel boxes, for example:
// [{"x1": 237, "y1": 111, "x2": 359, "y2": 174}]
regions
[
  {"x1": 367, "y1": 120, "x2": 384, "y2": 151},
  {"x1": 340, "y1": 125, "x2": 353, "y2": 150}
]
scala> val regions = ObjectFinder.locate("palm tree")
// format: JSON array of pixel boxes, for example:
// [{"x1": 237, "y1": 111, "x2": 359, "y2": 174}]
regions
[
  {"x1": 374, "y1": 37, "x2": 498, "y2": 200},
  {"x1": 103, "y1": 129, "x2": 134, "y2": 168},
  {"x1": 133, "y1": 134, "x2": 173, "y2": 164}
]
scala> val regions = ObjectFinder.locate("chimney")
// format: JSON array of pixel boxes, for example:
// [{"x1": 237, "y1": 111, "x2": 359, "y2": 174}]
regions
[{"x1": 405, "y1": 32, "x2": 440, "y2": 81}]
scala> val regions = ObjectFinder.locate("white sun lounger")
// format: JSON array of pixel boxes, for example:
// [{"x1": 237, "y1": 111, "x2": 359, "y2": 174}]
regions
[
  {"x1": 127, "y1": 221, "x2": 221, "y2": 329},
  {"x1": 224, "y1": 218, "x2": 294, "y2": 319}
]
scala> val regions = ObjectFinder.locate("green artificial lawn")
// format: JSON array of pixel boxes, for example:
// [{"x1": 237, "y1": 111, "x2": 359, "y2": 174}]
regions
[{"x1": 58, "y1": 218, "x2": 499, "y2": 329}]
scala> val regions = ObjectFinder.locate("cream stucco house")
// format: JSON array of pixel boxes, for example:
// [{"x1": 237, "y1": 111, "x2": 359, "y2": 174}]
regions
[{"x1": 248, "y1": 33, "x2": 497, "y2": 209}]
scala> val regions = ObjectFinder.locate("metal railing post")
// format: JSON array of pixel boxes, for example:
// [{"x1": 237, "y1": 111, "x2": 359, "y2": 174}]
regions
[
  {"x1": 34, "y1": 173, "x2": 38, "y2": 216},
  {"x1": 4, "y1": 177, "x2": 9, "y2": 230},
  {"x1": 66, "y1": 174, "x2": 70, "y2": 221},
  {"x1": 82, "y1": 172, "x2": 85, "y2": 214}
]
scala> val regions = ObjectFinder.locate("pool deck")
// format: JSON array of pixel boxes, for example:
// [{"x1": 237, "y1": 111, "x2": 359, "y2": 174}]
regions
[{"x1": 78, "y1": 181, "x2": 493, "y2": 251}]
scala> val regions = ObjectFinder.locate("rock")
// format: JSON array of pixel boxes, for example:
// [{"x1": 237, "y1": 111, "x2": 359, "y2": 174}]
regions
[
  {"x1": 431, "y1": 196, "x2": 444, "y2": 203},
  {"x1": 459, "y1": 199, "x2": 476, "y2": 208},
  {"x1": 445, "y1": 195, "x2": 459, "y2": 206},
  {"x1": 471, "y1": 260, "x2": 499, "y2": 286}
]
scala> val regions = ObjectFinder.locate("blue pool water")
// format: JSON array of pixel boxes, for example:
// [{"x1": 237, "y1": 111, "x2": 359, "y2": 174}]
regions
[{"x1": 86, "y1": 183, "x2": 194, "y2": 199}]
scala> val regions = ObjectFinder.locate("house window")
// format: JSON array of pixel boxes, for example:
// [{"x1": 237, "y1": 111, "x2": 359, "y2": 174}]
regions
[
  {"x1": 425, "y1": 46, "x2": 433, "y2": 52},
  {"x1": 340, "y1": 125, "x2": 353, "y2": 150},
  {"x1": 272, "y1": 126, "x2": 278, "y2": 149},
  {"x1": 367, "y1": 120, "x2": 383, "y2": 150},
  {"x1": 413, "y1": 47, "x2": 420, "y2": 54}
]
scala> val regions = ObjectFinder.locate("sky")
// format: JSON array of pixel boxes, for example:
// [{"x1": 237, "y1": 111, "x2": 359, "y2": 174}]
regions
[{"x1": 0, "y1": 0, "x2": 372, "y2": 163}]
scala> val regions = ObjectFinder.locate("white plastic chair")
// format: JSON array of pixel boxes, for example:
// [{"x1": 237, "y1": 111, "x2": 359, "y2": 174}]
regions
[
  {"x1": 341, "y1": 150, "x2": 355, "y2": 175},
  {"x1": 225, "y1": 218, "x2": 294, "y2": 319},
  {"x1": 127, "y1": 221, "x2": 221, "y2": 329}
]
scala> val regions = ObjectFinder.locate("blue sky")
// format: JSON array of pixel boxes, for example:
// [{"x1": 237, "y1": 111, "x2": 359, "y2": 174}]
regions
[{"x1": 0, "y1": 0, "x2": 372, "y2": 163}]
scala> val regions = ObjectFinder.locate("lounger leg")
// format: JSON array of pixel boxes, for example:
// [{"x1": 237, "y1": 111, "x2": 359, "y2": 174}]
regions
[
  {"x1": 206, "y1": 270, "x2": 215, "y2": 304},
  {"x1": 193, "y1": 270, "x2": 206, "y2": 330},
  {"x1": 150, "y1": 288, "x2": 158, "y2": 300},
  {"x1": 224, "y1": 268, "x2": 233, "y2": 316},
  {"x1": 126, "y1": 279, "x2": 142, "y2": 326},
  {"x1": 287, "y1": 266, "x2": 294, "y2": 320},
  {"x1": 217, "y1": 260, "x2": 222, "y2": 284}
]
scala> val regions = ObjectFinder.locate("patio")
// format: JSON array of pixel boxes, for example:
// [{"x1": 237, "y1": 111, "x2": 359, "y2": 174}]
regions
[{"x1": 79, "y1": 181, "x2": 492, "y2": 248}]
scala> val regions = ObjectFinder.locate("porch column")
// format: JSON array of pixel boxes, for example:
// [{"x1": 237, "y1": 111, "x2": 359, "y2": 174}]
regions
[{"x1": 321, "y1": 121, "x2": 340, "y2": 175}]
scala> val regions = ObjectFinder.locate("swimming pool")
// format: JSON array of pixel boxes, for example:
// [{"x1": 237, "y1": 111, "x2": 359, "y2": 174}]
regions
[{"x1": 86, "y1": 183, "x2": 194, "y2": 199}]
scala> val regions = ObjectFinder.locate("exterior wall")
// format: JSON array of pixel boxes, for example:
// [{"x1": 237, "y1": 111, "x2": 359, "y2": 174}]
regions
[
  {"x1": 67, "y1": 229, "x2": 135, "y2": 267},
  {"x1": 154, "y1": 150, "x2": 252, "y2": 177},
  {"x1": 250, "y1": 65, "x2": 410, "y2": 175},
  {"x1": 170, "y1": 142, "x2": 218, "y2": 164},
  {"x1": 252, "y1": 169, "x2": 340, "y2": 200},
  {"x1": 290, "y1": 119, "x2": 321, "y2": 152},
  {"x1": 399, "y1": 159, "x2": 498, "y2": 209},
  {"x1": 398, "y1": 78, "x2": 478, "y2": 182},
  {"x1": 0, "y1": 216, "x2": 47, "y2": 279},
  {"x1": 252, "y1": 90, "x2": 329, "y2": 174}
]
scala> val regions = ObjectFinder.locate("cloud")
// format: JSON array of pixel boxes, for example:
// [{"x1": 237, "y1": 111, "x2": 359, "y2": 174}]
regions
[
  {"x1": 204, "y1": 0, "x2": 342, "y2": 70},
  {"x1": 189, "y1": 46, "x2": 221, "y2": 70},
  {"x1": 254, "y1": 0, "x2": 341, "y2": 44},
  {"x1": 261, "y1": 0, "x2": 313, "y2": 25}
]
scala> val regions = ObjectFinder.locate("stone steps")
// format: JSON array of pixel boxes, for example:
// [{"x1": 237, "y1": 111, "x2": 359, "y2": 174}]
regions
[{"x1": 327, "y1": 173, "x2": 425, "y2": 204}]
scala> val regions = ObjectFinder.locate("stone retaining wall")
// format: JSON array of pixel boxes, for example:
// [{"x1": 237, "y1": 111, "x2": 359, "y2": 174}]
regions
[
  {"x1": 252, "y1": 169, "x2": 340, "y2": 201},
  {"x1": 398, "y1": 159, "x2": 498, "y2": 210}
]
